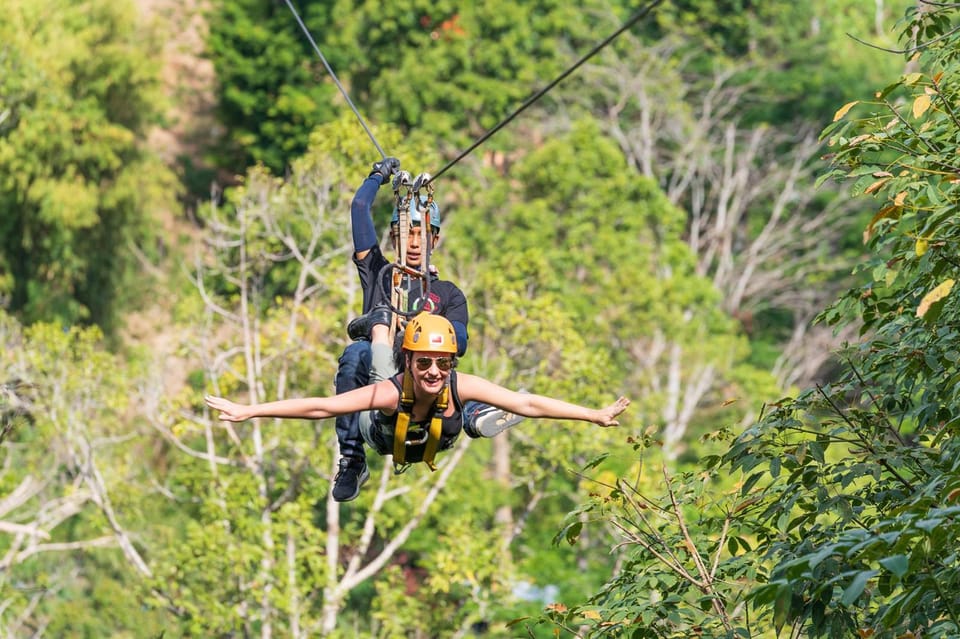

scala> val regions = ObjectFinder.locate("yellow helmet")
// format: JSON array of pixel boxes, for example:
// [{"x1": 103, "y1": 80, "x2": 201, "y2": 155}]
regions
[{"x1": 402, "y1": 312, "x2": 457, "y2": 354}]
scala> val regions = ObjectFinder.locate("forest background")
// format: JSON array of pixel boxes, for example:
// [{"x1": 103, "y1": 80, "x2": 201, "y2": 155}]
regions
[{"x1": 3, "y1": 0, "x2": 959, "y2": 637}]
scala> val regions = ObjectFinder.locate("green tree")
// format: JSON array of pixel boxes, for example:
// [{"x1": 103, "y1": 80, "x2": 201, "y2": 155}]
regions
[
  {"x1": 0, "y1": 0, "x2": 178, "y2": 337},
  {"x1": 204, "y1": 0, "x2": 339, "y2": 174},
  {"x1": 432, "y1": 121, "x2": 776, "y2": 636},
  {"x1": 204, "y1": 0, "x2": 636, "y2": 175},
  {"x1": 325, "y1": 0, "x2": 619, "y2": 143},
  {"x1": 0, "y1": 311, "x2": 167, "y2": 638},
  {"x1": 541, "y1": 3, "x2": 960, "y2": 637},
  {"x1": 446, "y1": 120, "x2": 769, "y2": 461},
  {"x1": 563, "y1": 2, "x2": 912, "y2": 391},
  {"x1": 727, "y1": 4, "x2": 960, "y2": 636},
  {"x1": 638, "y1": 0, "x2": 912, "y2": 126},
  {"x1": 536, "y1": 449, "x2": 765, "y2": 638}
]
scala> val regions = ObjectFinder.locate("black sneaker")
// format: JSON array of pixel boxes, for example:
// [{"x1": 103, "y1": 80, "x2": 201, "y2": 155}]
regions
[
  {"x1": 347, "y1": 306, "x2": 393, "y2": 341},
  {"x1": 332, "y1": 457, "x2": 369, "y2": 502}
]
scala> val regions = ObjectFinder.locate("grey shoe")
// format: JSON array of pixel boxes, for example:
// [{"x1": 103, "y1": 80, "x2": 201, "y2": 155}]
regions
[
  {"x1": 347, "y1": 306, "x2": 392, "y2": 341},
  {"x1": 332, "y1": 457, "x2": 369, "y2": 502},
  {"x1": 474, "y1": 406, "x2": 525, "y2": 438}
]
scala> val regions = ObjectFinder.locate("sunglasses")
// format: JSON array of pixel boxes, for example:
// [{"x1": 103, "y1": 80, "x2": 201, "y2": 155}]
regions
[{"x1": 413, "y1": 356, "x2": 454, "y2": 372}]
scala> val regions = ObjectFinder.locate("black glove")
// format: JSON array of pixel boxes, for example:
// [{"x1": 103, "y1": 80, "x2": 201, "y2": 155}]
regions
[{"x1": 370, "y1": 157, "x2": 400, "y2": 181}]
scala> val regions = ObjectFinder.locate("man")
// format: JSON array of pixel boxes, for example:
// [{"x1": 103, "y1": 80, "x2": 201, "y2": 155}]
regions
[{"x1": 332, "y1": 158, "x2": 469, "y2": 501}]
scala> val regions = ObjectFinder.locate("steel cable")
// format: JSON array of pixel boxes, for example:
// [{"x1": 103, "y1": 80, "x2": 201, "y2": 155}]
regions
[
  {"x1": 282, "y1": 0, "x2": 386, "y2": 158},
  {"x1": 429, "y1": 0, "x2": 668, "y2": 183}
]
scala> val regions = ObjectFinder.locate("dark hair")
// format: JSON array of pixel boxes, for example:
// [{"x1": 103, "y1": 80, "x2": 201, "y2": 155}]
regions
[{"x1": 393, "y1": 332, "x2": 406, "y2": 372}]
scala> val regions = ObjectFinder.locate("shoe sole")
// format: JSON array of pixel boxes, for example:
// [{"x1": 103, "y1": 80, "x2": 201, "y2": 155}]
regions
[
  {"x1": 333, "y1": 464, "x2": 370, "y2": 502},
  {"x1": 475, "y1": 411, "x2": 525, "y2": 438}
]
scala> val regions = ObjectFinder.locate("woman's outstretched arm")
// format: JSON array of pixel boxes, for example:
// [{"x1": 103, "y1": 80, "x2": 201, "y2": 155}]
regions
[
  {"x1": 205, "y1": 379, "x2": 399, "y2": 423},
  {"x1": 456, "y1": 374, "x2": 630, "y2": 427}
]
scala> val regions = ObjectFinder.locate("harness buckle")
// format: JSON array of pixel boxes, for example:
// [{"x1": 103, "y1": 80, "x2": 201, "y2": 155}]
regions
[{"x1": 403, "y1": 428, "x2": 430, "y2": 446}]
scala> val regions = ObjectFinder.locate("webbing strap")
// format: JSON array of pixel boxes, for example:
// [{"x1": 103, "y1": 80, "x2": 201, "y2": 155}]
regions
[
  {"x1": 418, "y1": 416, "x2": 443, "y2": 471},
  {"x1": 392, "y1": 370, "x2": 449, "y2": 472},
  {"x1": 385, "y1": 174, "x2": 433, "y2": 321},
  {"x1": 389, "y1": 193, "x2": 410, "y2": 344},
  {"x1": 392, "y1": 372, "x2": 416, "y2": 464},
  {"x1": 421, "y1": 382, "x2": 448, "y2": 471}
]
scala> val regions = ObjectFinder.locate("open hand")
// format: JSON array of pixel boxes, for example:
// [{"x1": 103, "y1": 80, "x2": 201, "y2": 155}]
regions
[
  {"x1": 205, "y1": 394, "x2": 250, "y2": 422},
  {"x1": 594, "y1": 396, "x2": 630, "y2": 427}
]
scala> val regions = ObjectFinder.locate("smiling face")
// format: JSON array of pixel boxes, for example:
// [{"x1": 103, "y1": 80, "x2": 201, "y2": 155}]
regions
[
  {"x1": 406, "y1": 350, "x2": 454, "y2": 396},
  {"x1": 401, "y1": 313, "x2": 458, "y2": 397}
]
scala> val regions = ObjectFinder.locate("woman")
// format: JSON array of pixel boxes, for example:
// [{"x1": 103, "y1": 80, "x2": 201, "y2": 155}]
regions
[{"x1": 205, "y1": 313, "x2": 630, "y2": 481}]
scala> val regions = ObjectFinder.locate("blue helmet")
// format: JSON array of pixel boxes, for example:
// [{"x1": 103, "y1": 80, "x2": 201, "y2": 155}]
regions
[{"x1": 392, "y1": 194, "x2": 441, "y2": 231}]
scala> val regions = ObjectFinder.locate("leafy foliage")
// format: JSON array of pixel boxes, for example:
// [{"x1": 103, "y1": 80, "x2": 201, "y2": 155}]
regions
[
  {"x1": 639, "y1": 0, "x2": 911, "y2": 126},
  {"x1": 524, "y1": 429, "x2": 773, "y2": 638},
  {"x1": 205, "y1": 0, "x2": 639, "y2": 171},
  {"x1": 447, "y1": 119, "x2": 762, "y2": 459},
  {"x1": 724, "y1": 4, "x2": 960, "y2": 637},
  {"x1": 0, "y1": 311, "x2": 167, "y2": 637},
  {"x1": 531, "y1": 3, "x2": 960, "y2": 638},
  {"x1": 0, "y1": 1, "x2": 927, "y2": 637},
  {"x1": 204, "y1": 0, "x2": 339, "y2": 174},
  {"x1": 324, "y1": 0, "x2": 620, "y2": 144},
  {"x1": 0, "y1": 0, "x2": 178, "y2": 336}
]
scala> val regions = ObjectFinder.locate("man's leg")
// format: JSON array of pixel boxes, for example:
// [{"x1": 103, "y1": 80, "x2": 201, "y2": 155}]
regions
[{"x1": 332, "y1": 341, "x2": 372, "y2": 502}]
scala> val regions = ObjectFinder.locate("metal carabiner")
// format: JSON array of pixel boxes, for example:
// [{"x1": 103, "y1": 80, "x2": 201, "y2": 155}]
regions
[
  {"x1": 404, "y1": 428, "x2": 430, "y2": 445},
  {"x1": 392, "y1": 170, "x2": 413, "y2": 192},
  {"x1": 411, "y1": 172, "x2": 432, "y2": 196}
]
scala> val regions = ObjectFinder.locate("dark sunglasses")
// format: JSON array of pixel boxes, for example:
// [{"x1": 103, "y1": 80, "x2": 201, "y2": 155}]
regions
[{"x1": 413, "y1": 356, "x2": 454, "y2": 372}]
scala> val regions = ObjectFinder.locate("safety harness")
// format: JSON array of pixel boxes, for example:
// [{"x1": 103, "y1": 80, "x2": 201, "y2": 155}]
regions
[
  {"x1": 392, "y1": 370, "x2": 449, "y2": 473},
  {"x1": 374, "y1": 171, "x2": 437, "y2": 338},
  {"x1": 384, "y1": 170, "x2": 446, "y2": 472}
]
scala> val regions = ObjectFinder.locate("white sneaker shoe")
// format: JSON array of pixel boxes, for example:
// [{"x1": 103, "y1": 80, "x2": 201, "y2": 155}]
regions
[{"x1": 474, "y1": 408, "x2": 525, "y2": 437}]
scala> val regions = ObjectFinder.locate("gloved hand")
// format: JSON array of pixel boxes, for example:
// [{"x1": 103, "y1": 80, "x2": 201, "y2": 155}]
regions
[{"x1": 370, "y1": 157, "x2": 400, "y2": 181}]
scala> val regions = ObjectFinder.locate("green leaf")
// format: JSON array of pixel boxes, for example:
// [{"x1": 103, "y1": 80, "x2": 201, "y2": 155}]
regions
[
  {"x1": 903, "y1": 72, "x2": 923, "y2": 86},
  {"x1": 808, "y1": 545, "x2": 835, "y2": 568},
  {"x1": 773, "y1": 583, "x2": 792, "y2": 629},
  {"x1": 582, "y1": 452, "x2": 610, "y2": 470},
  {"x1": 564, "y1": 521, "x2": 583, "y2": 546},
  {"x1": 727, "y1": 536, "x2": 740, "y2": 555},
  {"x1": 840, "y1": 570, "x2": 877, "y2": 606},
  {"x1": 879, "y1": 554, "x2": 909, "y2": 579},
  {"x1": 915, "y1": 517, "x2": 943, "y2": 532},
  {"x1": 769, "y1": 455, "x2": 781, "y2": 478},
  {"x1": 741, "y1": 471, "x2": 764, "y2": 496},
  {"x1": 876, "y1": 80, "x2": 903, "y2": 99}
]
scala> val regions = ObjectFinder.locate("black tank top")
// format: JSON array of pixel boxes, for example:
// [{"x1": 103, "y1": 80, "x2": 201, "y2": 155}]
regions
[{"x1": 368, "y1": 371, "x2": 465, "y2": 462}]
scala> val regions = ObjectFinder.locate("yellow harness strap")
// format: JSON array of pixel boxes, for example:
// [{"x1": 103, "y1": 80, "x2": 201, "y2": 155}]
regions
[{"x1": 392, "y1": 370, "x2": 449, "y2": 472}]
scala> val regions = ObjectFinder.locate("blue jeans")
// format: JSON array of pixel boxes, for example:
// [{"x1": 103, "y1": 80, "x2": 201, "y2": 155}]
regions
[
  {"x1": 462, "y1": 401, "x2": 486, "y2": 438},
  {"x1": 334, "y1": 341, "x2": 372, "y2": 460}
]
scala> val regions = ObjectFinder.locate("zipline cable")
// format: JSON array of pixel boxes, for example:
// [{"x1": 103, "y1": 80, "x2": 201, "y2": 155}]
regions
[
  {"x1": 282, "y1": 0, "x2": 386, "y2": 159},
  {"x1": 429, "y1": 0, "x2": 668, "y2": 183}
]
